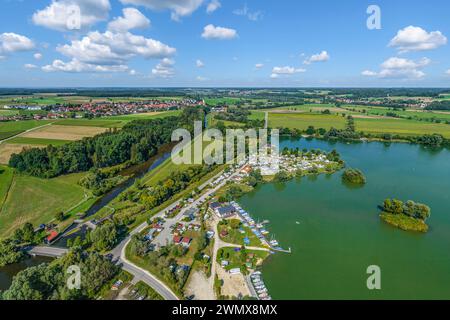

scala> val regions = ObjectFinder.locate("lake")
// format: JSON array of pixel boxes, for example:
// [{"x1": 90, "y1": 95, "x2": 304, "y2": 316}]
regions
[{"x1": 239, "y1": 138, "x2": 450, "y2": 299}]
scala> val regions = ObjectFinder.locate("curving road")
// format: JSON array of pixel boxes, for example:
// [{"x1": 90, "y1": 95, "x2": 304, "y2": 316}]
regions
[{"x1": 109, "y1": 168, "x2": 229, "y2": 300}]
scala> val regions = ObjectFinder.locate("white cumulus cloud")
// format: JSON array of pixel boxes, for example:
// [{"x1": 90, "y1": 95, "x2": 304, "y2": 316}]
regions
[
  {"x1": 107, "y1": 8, "x2": 150, "y2": 33},
  {"x1": 233, "y1": 4, "x2": 263, "y2": 21},
  {"x1": 24, "y1": 64, "x2": 38, "y2": 70},
  {"x1": 206, "y1": 0, "x2": 221, "y2": 14},
  {"x1": 201, "y1": 24, "x2": 237, "y2": 40},
  {"x1": 42, "y1": 59, "x2": 129, "y2": 72},
  {"x1": 196, "y1": 59, "x2": 205, "y2": 68},
  {"x1": 152, "y1": 58, "x2": 175, "y2": 78},
  {"x1": 255, "y1": 63, "x2": 264, "y2": 70},
  {"x1": 0, "y1": 33, "x2": 35, "y2": 56},
  {"x1": 44, "y1": 30, "x2": 175, "y2": 73},
  {"x1": 304, "y1": 51, "x2": 330, "y2": 65},
  {"x1": 120, "y1": 0, "x2": 204, "y2": 21},
  {"x1": 270, "y1": 66, "x2": 306, "y2": 78},
  {"x1": 34, "y1": 53, "x2": 43, "y2": 60},
  {"x1": 389, "y1": 26, "x2": 447, "y2": 53},
  {"x1": 362, "y1": 57, "x2": 431, "y2": 80},
  {"x1": 32, "y1": 0, "x2": 111, "y2": 32}
]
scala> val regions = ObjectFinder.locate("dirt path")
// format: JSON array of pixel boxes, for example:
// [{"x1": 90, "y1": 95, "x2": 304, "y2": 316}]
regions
[{"x1": 184, "y1": 271, "x2": 215, "y2": 300}]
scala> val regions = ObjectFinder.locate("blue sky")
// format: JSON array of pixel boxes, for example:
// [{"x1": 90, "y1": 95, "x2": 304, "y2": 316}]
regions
[{"x1": 0, "y1": 0, "x2": 449, "y2": 87}]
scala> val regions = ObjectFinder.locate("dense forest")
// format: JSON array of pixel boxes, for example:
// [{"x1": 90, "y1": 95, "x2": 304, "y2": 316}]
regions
[
  {"x1": 425, "y1": 100, "x2": 450, "y2": 110},
  {"x1": 9, "y1": 107, "x2": 205, "y2": 178}
]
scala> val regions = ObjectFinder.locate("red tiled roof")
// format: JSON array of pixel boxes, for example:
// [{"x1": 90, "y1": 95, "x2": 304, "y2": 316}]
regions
[
  {"x1": 173, "y1": 236, "x2": 182, "y2": 243},
  {"x1": 182, "y1": 237, "x2": 192, "y2": 244},
  {"x1": 46, "y1": 230, "x2": 59, "y2": 242}
]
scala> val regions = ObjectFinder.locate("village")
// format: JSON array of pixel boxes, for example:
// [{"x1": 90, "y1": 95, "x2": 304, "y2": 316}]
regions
[{"x1": 0, "y1": 98, "x2": 204, "y2": 122}]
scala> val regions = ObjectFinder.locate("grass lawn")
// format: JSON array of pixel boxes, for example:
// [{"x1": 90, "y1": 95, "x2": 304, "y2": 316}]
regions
[
  {"x1": 218, "y1": 219, "x2": 264, "y2": 248},
  {"x1": 0, "y1": 172, "x2": 87, "y2": 238},
  {"x1": 7, "y1": 137, "x2": 70, "y2": 146},
  {"x1": 216, "y1": 247, "x2": 269, "y2": 272},
  {"x1": 0, "y1": 120, "x2": 53, "y2": 140}
]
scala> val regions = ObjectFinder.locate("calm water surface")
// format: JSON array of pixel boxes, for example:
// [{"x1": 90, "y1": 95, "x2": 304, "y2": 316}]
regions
[{"x1": 239, "y1": 138, "x2": 450, "y2": 299}]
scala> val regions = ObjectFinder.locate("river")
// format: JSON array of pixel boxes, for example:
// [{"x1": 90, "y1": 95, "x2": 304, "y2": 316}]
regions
[
  {"x1": 0, "y1": 256, "x2": 53, "y2": 291},
  {"x1": 0, "y1": 144, "x2": 174, "y2": 287},
  {"x1": 239, "y1": 138, "x2": 450, "y2": 299}
]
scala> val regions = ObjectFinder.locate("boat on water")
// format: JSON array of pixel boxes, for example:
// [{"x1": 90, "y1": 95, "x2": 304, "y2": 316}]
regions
[
  {"x1": 257, "y1": 289, "x2": 268, "y2": 294},
  {"x1": 269, "y1": 240, "x2": 279, "y2": 247}
]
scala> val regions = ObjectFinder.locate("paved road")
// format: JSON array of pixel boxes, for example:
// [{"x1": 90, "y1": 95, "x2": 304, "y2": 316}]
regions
[
  {"x1": 109, "y1": 168, "x2": 228, "y2": 300},
  {"x1": 27, "y1": 246, "x2": 68, "y2": 258},
  {"x1": 264, "y1": 112, "x2": 268, "y2": 129}
]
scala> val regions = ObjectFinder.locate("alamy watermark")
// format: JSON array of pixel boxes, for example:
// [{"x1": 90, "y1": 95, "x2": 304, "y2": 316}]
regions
[
  {"x1": 366, "y1": 265, "x2": 381, "y2": 290},
  {"x1": 67, "y1": 265, "x2": 81, "y2": 290},
  {"x1": 367, "y1": 5, "x2": 382, "y2": 30}
]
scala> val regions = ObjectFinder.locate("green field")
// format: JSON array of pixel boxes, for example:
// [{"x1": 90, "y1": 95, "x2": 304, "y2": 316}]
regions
[
  {"x1": 7, "y1": 137, "x2": 70, "y2": 146},
  {"x1": 53, "y1": 119, "x2": 125, "y2": 128},
  {"x1": 269, "y1": 113, "x2": 346, "y2": 130},
  {"x1": 100, "y1": 110, "x2": 181, "y2": 121},
  {"x1": 0, "y1": 172, "x2": 86, "y2": 238},
  {"x1": 249, "y1": 111, "x2": 265, "y2": 120},
  {"x1": 0, "y1": 110, "x2": 19, "y2": 116},
  {"x1": 342, "y1": 105, "x2": 450, "y2": 123},
  {"x1": 269, "y1": 112, "x2": 450, "y2": 138},
  {"x1": 0, "y1": 165, "x2": 14, "y2": 210},
  {"x1": 0, "y1": 120, "x2": 52, "y2": 140}
]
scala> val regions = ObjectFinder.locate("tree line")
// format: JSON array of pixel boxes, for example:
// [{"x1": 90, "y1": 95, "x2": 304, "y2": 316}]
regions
[{"x1": 9, "y1": 108, "x2": 205, "y2": 178}]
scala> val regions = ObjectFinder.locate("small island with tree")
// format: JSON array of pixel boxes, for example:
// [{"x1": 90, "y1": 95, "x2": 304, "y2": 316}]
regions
[
  {"x1": 342, "y1": 168, "x2": 366, "y2": 185},
  {"x1": 380, "y1": 198, "x2": 431, "y2": 233}
]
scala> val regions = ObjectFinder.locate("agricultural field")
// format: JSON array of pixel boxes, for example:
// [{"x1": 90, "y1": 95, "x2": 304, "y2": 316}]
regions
[
  {"x1": 265, "y1": 103, "x2": 337, "y2": 112},
  {"x1": 269, "y1": 113, "x2": 347, "y2": 130},
  {"x1": 21, "y1": 124, "x2": 107, "y2": 141},
  {"x1": 6, "y1": 137, "x2": 69, "y2": 146},
  {"x1": 100, "y1": 110, "x2": 181, "y2": 121},
  {"x1": 341, "y1": 105, "x2": 450, "y2": 123},
  {"x1": 0, "y1": 120, "x2": 52, "y2": 140},
  {"x1": 53, "y1": 119, "x2": 125, "y2": 128},
  {"x1": 0, "y1": 143, "x2": 43, "y2": 164},
  {"x1": 0, "y1": 172, "x2": 87, "y2": 238},
  {"x1": 268, "y1": 112, "x2": 450, "y2": 138},
  {"x1": 249, "y1": 111, "x2": 265, "y2": 121}
]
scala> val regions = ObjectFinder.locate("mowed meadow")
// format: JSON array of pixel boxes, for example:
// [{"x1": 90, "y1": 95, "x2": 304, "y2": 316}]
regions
[
  {"x1": 0, "y1": 170, "x2": 87, "y2": 237},
  {"x1": 268, "y1": 112, "x2": 450, "y2": 138}
]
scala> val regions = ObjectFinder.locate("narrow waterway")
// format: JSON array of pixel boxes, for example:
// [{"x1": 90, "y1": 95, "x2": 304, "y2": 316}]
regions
[
  {"x1": 0, "y1": 144, "x2": 174, "y2": 287},
  {"x1": 0, "y1": 256, "x2": 53, "y2": 291},
  {"x1": 239, "y1": 138, "x2": 450, "y2": 299}
]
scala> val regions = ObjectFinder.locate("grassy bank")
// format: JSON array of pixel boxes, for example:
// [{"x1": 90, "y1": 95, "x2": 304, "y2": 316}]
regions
[{"x1": 380, "y1": 212, "x2": 429, "y2": 233}]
